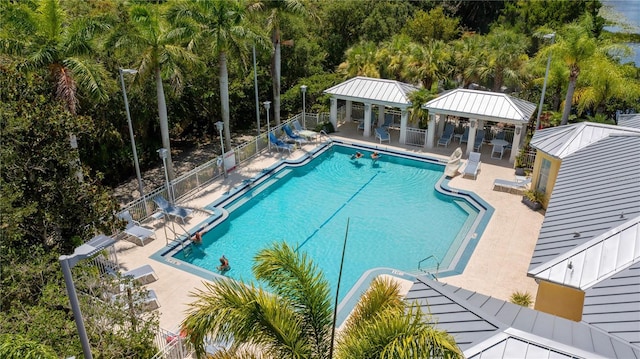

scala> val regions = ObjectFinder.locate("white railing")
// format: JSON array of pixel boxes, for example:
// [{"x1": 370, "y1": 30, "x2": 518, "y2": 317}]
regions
[
  {"x1": 151, "y1": 327, "x2": 192, "y2": 359},
  {"x1": 405, "y1": 127, "x2": 427, "y2": 147},
  {"x1": 520, "y1": 148, "x2": 536, "y2": 170}
]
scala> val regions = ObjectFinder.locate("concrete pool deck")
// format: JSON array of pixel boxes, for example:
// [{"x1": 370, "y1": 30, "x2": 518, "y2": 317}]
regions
[{"x1": 112, "y1": 124, "x2": 544, "y2": 331}]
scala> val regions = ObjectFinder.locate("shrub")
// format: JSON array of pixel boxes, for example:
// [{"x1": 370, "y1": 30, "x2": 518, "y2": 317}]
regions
[{"x1": 510, "y1": 291, "x2": 533, "y2": 307}]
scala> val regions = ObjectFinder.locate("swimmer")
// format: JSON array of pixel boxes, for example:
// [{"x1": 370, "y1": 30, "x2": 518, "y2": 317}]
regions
[
  {"x1": 351, "y1": 151, "x2": 363, "y2": 159},
  {"x1": 371, "y1": 151, "x2": 380, "y2": 161},
  {"x1": 193, "y1": 231, "x2": 203, "y2": 244},
  {"x1": 217, "y1": 255, "x2": 230, "y2": 272}
]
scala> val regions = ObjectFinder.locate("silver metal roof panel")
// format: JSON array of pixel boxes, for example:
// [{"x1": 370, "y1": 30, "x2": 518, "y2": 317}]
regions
[
  {"x1": 323, "y1": 76, "x2": 419, "y2": 107},
  {"x1": 421, "y1": 88, "x2": 536, "y2": 124},
  {"x1": 619, "y1": 114, "x2": 640, "y2": 129},
  {"x1": 407, "y1": 277, "x2": 640, "y2": 358},
  {"x1": 529, "y1": 134, "x2": 640, "y2": 272}
]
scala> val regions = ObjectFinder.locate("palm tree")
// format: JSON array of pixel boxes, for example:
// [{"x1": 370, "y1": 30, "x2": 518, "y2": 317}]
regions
[
  {"x1": 406, "y1": 39, "x2": 452, "y2": 91},
  {"x1": 552, "y1": 18, "x2": 598, "y2": 125},
  {"x1": 451, "y1": 33, "x2": 484, "y2": 88},
  {"x1": 0, "y1": 0, "x2": 110, "y2": 114},
  {"x1": 181, "y1": 242, "x2": 462, "y2": 358},
  {"x1": 249, "y1": 0, "x2": 314, "y2": 126},
  {"x1": 375, "y1": 34, "x2": 413, "y2": 82},
  {"x1": 338, "y1": 41, "x2": 381, "y2": 78},
  {"x1": 480, "y1": 27, "x2": 529, "y2": 92},
  {"x1": 113, "y1": 4, "x2": 197, "y2": 180},
  {"x1": 167, "y1": 0, "x2": 265, "y2": 151}
]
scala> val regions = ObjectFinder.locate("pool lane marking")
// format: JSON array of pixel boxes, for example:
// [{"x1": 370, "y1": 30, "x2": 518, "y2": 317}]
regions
[{"x1": 296, "y1": 172, "x2": 379, "y2": 251}]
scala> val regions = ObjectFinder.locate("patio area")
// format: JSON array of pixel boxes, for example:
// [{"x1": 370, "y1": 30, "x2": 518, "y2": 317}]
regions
[{"x1": 111, "y1": 126, "x2": 544, "y2": 332}]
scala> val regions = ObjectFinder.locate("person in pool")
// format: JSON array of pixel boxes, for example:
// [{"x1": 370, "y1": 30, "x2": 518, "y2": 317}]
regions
[
  {"x1": 371, "y1": 151, "x2": 380, "y2": 161},
  {"x1": 351, "y1": 151, "x2": 363, "y2": 159},
  {"x1": 217, "y1": 255, "x2": 230, "y2": 272},
  {"x1": 192, "y1": 231, "x2": 203, "y2": 244}
]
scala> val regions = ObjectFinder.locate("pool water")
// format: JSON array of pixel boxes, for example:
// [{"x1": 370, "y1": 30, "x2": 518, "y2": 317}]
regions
[{"x1": 174, "y1": 145, "x2": 477, "y2": 300}]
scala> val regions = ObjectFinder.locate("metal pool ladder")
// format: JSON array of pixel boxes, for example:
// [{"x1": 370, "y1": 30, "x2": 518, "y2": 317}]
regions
[{"x1": 418, "y1": 255, "x2": 441, "y2": 281}]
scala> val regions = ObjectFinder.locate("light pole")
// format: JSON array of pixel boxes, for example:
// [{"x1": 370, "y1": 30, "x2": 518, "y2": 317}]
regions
[
  {"x1": 300, "y1": 85, "x2": 308, "y2": 129},
  {"x1": 157, "y1": 148, "x2": 172, "y2": 203},
  {"x1": 119, "y1": 68, "x2": 146, "y2": 212},
  {"x1": 263, "y1": 101, "x2": 271, "y2": 151},
  {"x1": 253, "y1": 45, "x2": 261, "y2": 135},
  {"x1": 215, "y1": 121, "x2": 226, "y2": 177},
  {"x1": 59, "y1": 234, "x2": 116, "y2": 359},
  {"x1": 535, "y1": 33, "x2": 555, "y2": 131}
]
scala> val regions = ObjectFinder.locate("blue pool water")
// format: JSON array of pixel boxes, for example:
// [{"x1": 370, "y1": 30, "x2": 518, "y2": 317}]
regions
[{"x1": 173, "y1": 145, "x2": 478, "y2": 300}]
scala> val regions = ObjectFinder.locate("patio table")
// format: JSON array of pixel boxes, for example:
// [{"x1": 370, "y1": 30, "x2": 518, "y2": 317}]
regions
[
  {"x1": 490, "y1": 139, "x2": 509, "y2": 147},
  {"x1": 298, "y1": 130, "x2": 319, "y2": 141}
]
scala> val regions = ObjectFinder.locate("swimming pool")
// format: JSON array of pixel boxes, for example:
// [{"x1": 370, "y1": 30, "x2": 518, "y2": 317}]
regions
[{"x1": 166, "y1": 144, "x2": 489, "y2": 309}]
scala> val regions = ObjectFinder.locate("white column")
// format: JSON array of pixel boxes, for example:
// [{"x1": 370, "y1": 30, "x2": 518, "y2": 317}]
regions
[
  {"x1": 467, "y1": 119, "x2": 478, "y2": 155},
  {"x1": 330, "y1": 97, "x2": 337, "y2": 129},
  {"x1": 399, "y1": 108, "x2": 408, "y2": 144},
  {"x1": 437, "y1": 115, "x2": 445, "y2": 137},
  {"x1": 426, "y1": 113, "x2": 436, "y2": 149},
  {"x1": 346, "y1": 100, "x2": 352, "y2": 122},
  {"x1": 363, "y1": 103, "x2": 372, "y2": 137},
  {"x1": 510, "y1": 124, "x2": 524, "y2": 163},
  {"x1": 378, "y1": 105, "x2": 385, "y2": 127}
]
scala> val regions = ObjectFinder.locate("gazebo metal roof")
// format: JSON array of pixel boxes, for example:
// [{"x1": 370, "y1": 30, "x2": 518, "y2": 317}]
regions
[
  {"x1": 422, "y1": 88, "x2": 536, "y2": 124},
  {"x1": 323, "y1": 76, "x2": 419, "y2": 108}
]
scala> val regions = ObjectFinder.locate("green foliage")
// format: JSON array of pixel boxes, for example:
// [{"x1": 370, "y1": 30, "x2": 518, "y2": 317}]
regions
[
  {"x1": 0, "y1": 334, "x2": 57, "y2": 359},
  {"x1": 523, "y1": 189, "x2": 544, "y2": 203},
  {"x1": 509, "y1": 291, "x2": 534, "y2": 307},
  {"x1": 403, "y1": 7, "x2": 461, "y2": 43},
  {"x1": 315, "y1": 121, "x2": 335, "y2": 134}
]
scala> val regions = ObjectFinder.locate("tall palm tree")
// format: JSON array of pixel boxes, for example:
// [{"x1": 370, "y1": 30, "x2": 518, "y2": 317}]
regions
[
  {"x1": 406, "y1": 39, "x2": 452, "y2": 91},
  {"x1": 248, "y1": 0, "x2": 314, "y2": 126},
  {"x1": 0, "y1": 0, "x2": 110, "y2": 114},
  {"x1": 375, "y1": 34, "x2": 413, "y2": 82},
  {"x1": 552, "y1": 18, "x2": 597, "y2": 125},
  {"x1": 167, "y1": 0, "x2": 265, "y2": 151},
  {"x1": 451, "y1": 33, "x2": 484, "y2": 88},
  {"x1": 113, "y1": 4, "x2": 197, "y2": 180},
  {"x1": 181, "y1": 242, "x2": 462, "y2": 359},
  {"x1": 481, "y1": 27, "x2": 529, "y2": 92}
]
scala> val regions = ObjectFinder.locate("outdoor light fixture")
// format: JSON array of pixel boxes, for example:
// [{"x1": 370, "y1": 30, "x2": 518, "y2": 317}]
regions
[
  {"x1": 264, "y1": 101, "x2": 271, "y2": 151},
  {"x1": 300, "y1": 85, "x2": 308, "y2": 129},
  {"x1": 118, "y1": 68, "x2": 146, "y2": 213},
  {"x1": 215, "y1": 121, "x2": 226, "y2": 177},
  {"x1": 515, "y1": 127, "x2": 521, "y2": 135},
  {"x1": 157, "y1": 148, "x2": 172, "y2": 203},
  {"x1": 470, "y1": 121, "x2": 476, "y2": 128},
  {"x1": 535, "y1": 33, "x2": 556, "y2": 131}
]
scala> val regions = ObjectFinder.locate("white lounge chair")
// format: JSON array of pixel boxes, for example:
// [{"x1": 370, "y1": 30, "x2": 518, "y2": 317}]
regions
[
  {"x1": 375, "y1": 127, "x2": 390, "y2": 143},
  {"x1": 123, "y1": 264, "x2": 158, "y2": 284},
  {"x1": 462, "y1": 152, "x2": 481, "y2": 179},
  {"x1": 153, "y1": 196, "x2": 193, "y2": 224},
  {"x1": 493, "y1": 177, "x2": 532, "y2": 193},
  {"x1": 118, "y1": 210, "x2": 156, "y2": 246}
]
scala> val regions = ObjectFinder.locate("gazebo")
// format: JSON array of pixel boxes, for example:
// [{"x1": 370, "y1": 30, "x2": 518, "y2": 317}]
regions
[
  {"x1": 422, "y1": 88, "x2": 536, "y2": 163},
  {"x1": 324, "y1": 76, "x2": 419, "y2": 143}
]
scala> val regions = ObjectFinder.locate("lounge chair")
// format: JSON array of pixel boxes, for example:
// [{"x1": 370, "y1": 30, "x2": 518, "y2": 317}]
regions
[
  {"x1": 493, "y1": 177, "x2": 531, "y2": 193},
  {"x1": 292, "y1": 120, "x2": 319, "y2": 141},
  {"x1": 283, "y1": 125, "x2": 308, "y2": 146},
  {"x1": 381, "y1": 114, "x2": 394, "y2": 129},
  {"x1": 462, "y1": 152, "x2": 481, "y2": 179},
  {"x1": 268, "y1": 132, "x2": 295, "y2": 153},
  {"x1": 122, "y1": 264, "x2": 158, "y2": 284},
  {"x1": 437, "y1": 123, "x2": 454, "y2": 147},
  {"x1": 491, "y1": 144, "x2": 505, "y2": 159},
  {"x1": 473, "y1": 130, "x2": 485, "y2": 151},
  {"x1": 375, "y1": 127, "x2": 390, "y2": 143},
  {"x1": 153, "y1": 196, "x2": 193, "y2": 224},
  {"x1": 117, "y1": 210, "x2": 156, "y2": 246},
  {"x1": 111, "y1": 289, "x2": 160, "y2": 311},
  {"x1": 459, "y1": 127, "x2": 470, "y2": 144}
]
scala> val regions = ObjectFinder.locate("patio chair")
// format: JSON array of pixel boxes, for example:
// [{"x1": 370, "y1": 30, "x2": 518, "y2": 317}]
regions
[
  {"x1": 375, "y1": 127, "x2": 390, "y2": 143},
  {"x1": 492, "y1": 177, "x2": 531, "y2": 193},
  {"x1": 117, "y1": 210, "x2": 156, "y2": 246},
  {"x1": 459, "y1": 127, "x2": 470, "y2": 144},
  {"x1": 473, "y1": 130, "x2": 485, "y2": 151},
  {"x1": 268, "y1": 132, "x2": 295, "y2": 153},
  {"x1": 152, "y1": 196, "x2": 193, "y2": 224},
  {"x1": 292, "y1": 119, "x2": 319, "y2": 141},
  {"x1": 122, "y1": 264, "x2": 158, "y2": 284},
  {"x1": 491, "y1": 144, "x2": 505, "y2": 159},
  {"x1": 381, "y1": 114, "x2": 394, "y2": 129},
  {"x1": 111, "y1": 289, "x2": 160, "y2": 311},
  {"x1": 462, "y1": 152, "x2": 481, "y2": 179},
  {"x1": 437, "y1": 123, "x2": 455, "y2": 147},
  {"x1": 283, "y1": 125, "x2": 308, "y2": 146}
]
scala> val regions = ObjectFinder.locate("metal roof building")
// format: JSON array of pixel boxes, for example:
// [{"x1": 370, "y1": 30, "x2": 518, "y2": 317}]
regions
[
  {"x1": 618, "y1": 113, "x2": 640, "y2": 129},
  {"x1": 422, "y1": 88, "x2": 536, "y2": 161},
  {"x1": 406, "y1": 277, "x2": 640, "y2": 358}
]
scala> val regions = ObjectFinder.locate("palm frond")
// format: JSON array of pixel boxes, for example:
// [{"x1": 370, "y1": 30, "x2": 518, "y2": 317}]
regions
[{"x1": 63, "y1": 57, "x2": 109, "y2": 102}]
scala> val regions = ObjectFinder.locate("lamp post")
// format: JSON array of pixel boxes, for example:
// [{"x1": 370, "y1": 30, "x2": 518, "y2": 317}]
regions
[
  {"x1": 215, "y1": 121, "x2": 226, "y2": 177},
  {"x1": 253, "y1": 45, "x2": 261, "y2": 135},
  {"x1": 157, "y1": 148, "x2": 172, "y2": 203},
  {"x1": 59, "y1": 234, "x2": 116, "y2": 359},
  {"x1": 535, "y1": 33, "x2": 555, "y2": 131},
  {"x1": 300, "y1": 85, "x2": 308, "y2": 129},
  {"x1": 263, "y1": 101, "x2": 271, "y2": 151},
  {"x1": 119, "y1": 68, "x2": 146, "y2": 212}
]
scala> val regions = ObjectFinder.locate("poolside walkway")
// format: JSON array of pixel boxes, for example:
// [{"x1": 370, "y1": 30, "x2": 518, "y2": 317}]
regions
[{"x1": 113, "y1": 123, "x2": 543, "y2": 332}]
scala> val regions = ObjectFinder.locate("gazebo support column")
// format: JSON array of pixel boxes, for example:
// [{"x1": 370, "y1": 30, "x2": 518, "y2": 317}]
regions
[
  {"x1": 425, "y1": 113, "x2": 436, "y2": 149},
  {"x1": 467, "y1": 119, "x2": 478, "y2": 155},
  {"x1": 363, "y1": 103, "x2": 372, "y2": 137},
  {"x1": 330, "y1": 97, "x2": 337, "y2": 130},
  {"x1": 378, "y1": 105, "x2": 385, "y2": 126},
  {"x1": 399, "y1": 109, "x2": 408, "y2": 144},
  {"x1": 345, "y1": 100, "x2": 352, "y2": 122},
  {"x1": 509, "y1": 124, "x2": 525, "y2": 163}
]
